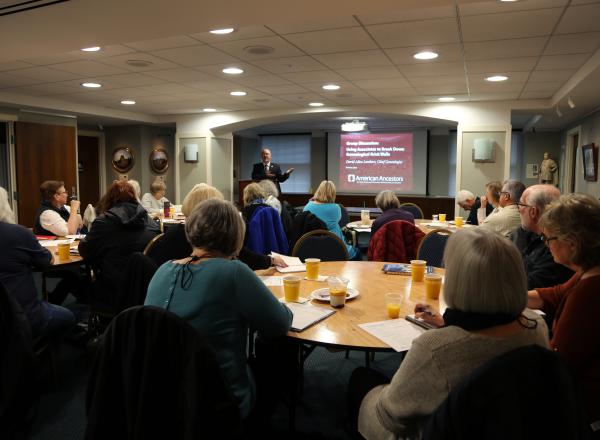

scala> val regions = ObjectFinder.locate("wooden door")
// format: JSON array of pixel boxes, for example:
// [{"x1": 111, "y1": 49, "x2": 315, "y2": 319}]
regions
[
  {"x1": 15, "y1": 122, "x2": 76, "y2": 227},
  {"x1": 77, "y1": 135, "x2": 100, "y2": 209}
]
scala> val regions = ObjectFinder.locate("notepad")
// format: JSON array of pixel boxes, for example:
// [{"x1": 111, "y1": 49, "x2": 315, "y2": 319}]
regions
[
  {"x1": 258, "y1": 275, "x2": 283, "y2": 287},
  {"x1": 358, "y1": 319, "x2": 425, "y2": 352},
  {"x1": 271, "y1": 252, "x2": 306, "y2": 273},
  {"x1": 283, "y1": 302, "x2": 335, "y2": 332}
]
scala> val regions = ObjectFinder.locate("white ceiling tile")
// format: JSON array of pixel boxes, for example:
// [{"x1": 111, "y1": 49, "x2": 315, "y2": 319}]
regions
[
  {"x1": 461, "y1": 8, "x2": 562, "y2": 42},
  {"x1": 19, "y1": 53, "x2": 80, "y2": 65},
  {"x1": 0, "y1": 61, "x2": 34, "y2": 71},
  {"x1": 536, "y1": 53, "x2": 591, "y2": 70},
  {"x1": 337, "y1": 66, "x2": 402, "y2": 80},
  {"x1": 556, "y1": 4, "x2": 600, "y2": 34},
  {"x1": 398, "y1": 62, "x2": 465, "y2": 77},
  {"x1": 12, "y1": 83, "x2": 79, "y2": 95},
  {"x1": 229, "y1": 74, "x2": 292, "y2": 87},
  {"x1": 544, "y1": 32, "x2": 600, "y2": 55},
  {"x1": 66, "y1": 45, "x2": 136, "y2": 59},
  {"x1": 284, "y1": 28, "x2": 377, "y2": 54},
  {"x1": 139, "y1": 83, "x2": 199, "y2": 95},
  {"x1": 467, "y1": 57, "x2": 537, "y2": 74},
  {"x1": 469, "y1": 92, "x2": 520, "y2": 101},
  {"x1": 358, "y1": 6, "x2": 457, "y2": 25},
  {"x1": 519, "y1": 90, "x2": 555, "y2": 99},
  {"x1": 385, "y1": 44, "x2": 463, "y2": 64},
  {"x1": 51, "y1": 60, "x2": 130, "y2": 76},
  {"x1": 189, "y1": 26, "x2": 275, "y2": 43},
  {"x1": 13, "y1": 66, "x2": 80, "y2": 82},
  {"x1": 529, "y1": 69, "x2": 575, "y2": 81},
  {"x1": 211, "y1": 36, "x2": 304, "y2": 60},
  {"x1": 352, "y1": 77, "x2": 412, "y2": 90},
  {"x1": 266, "y1": 17, "x2": 358, "y2": 34},
  {"x1": 410, "y1": 75, "x2": 467, "y2": 87},
  {"x1": 522, "y1": 81, "x2": 564, "y2": 92},
  {"x1": 300, "y1": 81, "x2": 365, "y2": 94},
  {"x1": 469, "y1": 71, "x2": 531, "y2": 83},
  {"x1": 469, "y1": 81, "x2": 525, "y2": 93},
  {"x1": 329, "y1": 95, "x2": 381, "y2": 105},
  {"x1": 363, "y1": 88, "x2": 419, "y2": 98},
  {"x1": 376, "y1": 95, "x2": 427, "y2": 104},
  {"x1": 279, "y1": 70, "x2": 344, "y2": 84},
  {"x1": 145, "y1": 68, "x2": 215, "y2": 82},
  {"x1": 124, "y1": 35, "x2": 200, "y2": 51},
  {"x1": 140, "y1": 94, "x2": 190, "y2": 104},
  {"x1": 183, "y1": 79, "x2": 247, "y2": 92},
  {"x1": 277, "y1": 92, "x2": 329, "y2": 103},
  {"x1": 0, "y1": 72, "x2": 43, "y2": 88},
  {"x1": 253, "y1": 84, "x2": 310, "y2": 95},
  {"x1": 57, "y1": 77, "x2": 131, "y2": 90},
  {"x1": 412, "y1": 84, "x2": 468, "y2": 94},
  {"x1": 367, "y1": 18, "x2": 459, "y2": 49},
  {"x1": 257, "y1": 56, "x2": 324, "y2": 73},
  {"x1": 102, "y1": 73, "x2": 166, "y2": 87},
  {"x1": 313, "y1": 50, "x2": 392, "y2": 69},
  {"x1": 99, "y1": 53, "x2": 181, "y2": 71},
  {"x1": 459, "y1": 0, "x2": 568, "y2": 16},
  {"x1": 151, "y1": 45, "x2": 238, "y2": 67},
  {"x1": 464, "y1": 37, "x2": 547, "y2": 60}
]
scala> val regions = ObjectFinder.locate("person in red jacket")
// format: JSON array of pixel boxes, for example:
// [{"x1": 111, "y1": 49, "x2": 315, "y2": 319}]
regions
[{"x1": 527, "y1": 193, "x2": 600, "y2": 434}]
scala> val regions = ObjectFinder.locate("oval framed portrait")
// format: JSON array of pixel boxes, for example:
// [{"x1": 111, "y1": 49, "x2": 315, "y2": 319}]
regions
[
  {"x1": 149, "y1": 148, "x2": 169, "y2": 174},
  {"x1": 112, "y1": 146, "x2": 135, "y2": 173}
]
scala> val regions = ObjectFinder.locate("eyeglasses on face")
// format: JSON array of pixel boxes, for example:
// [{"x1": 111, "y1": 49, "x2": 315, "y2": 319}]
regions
[
  {"x1": 516, "y1": 201, "x2": 533, "y2": 209},
  {"x1": 500, "y1": 191, "x2": 510, "y2": 198},
  {"x1": 540, "y1": 233, "x2": 558, "y2": 245}
]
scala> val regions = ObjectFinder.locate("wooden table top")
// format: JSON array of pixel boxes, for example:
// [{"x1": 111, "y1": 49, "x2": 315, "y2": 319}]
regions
[
  {"x1": 268, "y1": 261, "x2": 444, "y2": 351},
  {"x1": 44, "y1": 243, "x2": 84, "y2": 266}
]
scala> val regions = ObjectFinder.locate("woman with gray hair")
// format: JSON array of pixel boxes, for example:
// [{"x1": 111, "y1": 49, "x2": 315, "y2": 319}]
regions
[
  {"x1": 141, "y1": 179, "x2": 169, "y2": 215},
  {"x1": 370, "y1": 190, "x2": 414, "y2": 237},
  {"x1": 258, "y1": 179, "x2": 281, "y2": 214},
  {"x1": 351, "y1": 227, "x2": 548, "y2": 439},
  {"x1": 145, "y1": 198, "x2": 292, "y2": 420}
]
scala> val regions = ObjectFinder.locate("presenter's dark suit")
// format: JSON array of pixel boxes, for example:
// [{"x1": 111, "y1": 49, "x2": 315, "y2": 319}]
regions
[{"x1": 251, "y1": 162, "x2": 290, "y2": 194}]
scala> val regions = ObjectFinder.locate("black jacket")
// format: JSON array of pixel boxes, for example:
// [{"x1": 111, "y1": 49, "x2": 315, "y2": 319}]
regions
[
  {"x1": 466, "y1": 197, "x2": 494, "y2": 226},
  {"x1": 251, "y1": 162, "x2": 290, "y2": 194},
  {"x1": 33, "y1": 201, "x2": 70, "y2": 236},
  {"x1": 288, "y1": 211, "x2": 326, "y2": 252}
]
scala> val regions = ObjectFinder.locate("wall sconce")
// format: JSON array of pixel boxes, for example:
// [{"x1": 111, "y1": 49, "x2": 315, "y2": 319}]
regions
[
  {"x1": 472, "y1": 138, "x2": 495, "y2": 163},
  {"x1": 567, "y1": 96, "x2": 575, "y2": 109},
  {"x1": 184, "y1": 144, "x2": 198, "y2": 162}
]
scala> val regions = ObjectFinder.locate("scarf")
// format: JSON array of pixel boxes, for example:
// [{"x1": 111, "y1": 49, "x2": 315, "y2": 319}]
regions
[{"x1": 443, "y1": 308, "x2": 518, "y2": 331}]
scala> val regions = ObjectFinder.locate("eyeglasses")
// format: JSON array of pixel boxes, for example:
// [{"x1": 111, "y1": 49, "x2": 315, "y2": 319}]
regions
[
  {"x1": 540, "y1": 233, "x2": 558, "y2": 245},
  {"x1": 516, "y1": 201, "x2": 533, "y2": 209},
  {"x1": 500, "y1": 191, "x2": 510, "y2": 198}
]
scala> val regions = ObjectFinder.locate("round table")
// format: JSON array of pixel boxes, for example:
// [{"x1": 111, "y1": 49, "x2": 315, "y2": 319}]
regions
[
  {"x1": 268, "y1": 261, "x2": 444, "y2": 351},
  {"x1": 45, "y1": 244, "x2": 84, "y2": 266}
]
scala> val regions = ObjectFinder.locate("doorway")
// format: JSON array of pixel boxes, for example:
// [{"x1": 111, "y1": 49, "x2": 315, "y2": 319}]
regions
[
  {"x1": 564, "y1": 127, "x2": 581, "y2": 194},
  {"x1": 77, "y1": 135, "x2": 101, "y2": 209}
]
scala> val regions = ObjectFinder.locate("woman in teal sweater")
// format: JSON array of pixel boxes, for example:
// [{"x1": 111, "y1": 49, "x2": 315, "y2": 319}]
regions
[
  {"x1": 145, "y1": 199, "x2": 292, "y2": 419},
  {"x1": 304, "y1": 180, "x2": 359, "y2": 259}
]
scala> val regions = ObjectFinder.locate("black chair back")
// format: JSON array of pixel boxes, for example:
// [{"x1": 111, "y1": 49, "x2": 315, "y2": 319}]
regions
[
  {"x1": 417, "y1": 228, "x2": 453, "y2": 268},
  {"x1": 292, "y1": 229, "x2": 349, "y2": 262},
  {"x1": 400, "y1": 202, "x2": 424, "y2": 219},
  {"x1": 338, "y1": 204, "x2": 350, "y2": 228}
]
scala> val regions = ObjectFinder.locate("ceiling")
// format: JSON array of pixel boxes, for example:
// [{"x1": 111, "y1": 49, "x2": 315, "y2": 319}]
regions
[{"x1": 0, "y1": 0, "x2": 599, "y2": 129}]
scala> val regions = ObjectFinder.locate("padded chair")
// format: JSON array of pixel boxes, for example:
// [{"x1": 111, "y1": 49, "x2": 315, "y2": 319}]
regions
[
  {"x1": 400, "y1": 202, "x2": 424, "y2": 219},
  {"x1": 338, "y1": 204, "x2": 357, "y2": 247},
  {"x1": 423, "y1": 345, "x2": 589, "y2": 440},
  {"x1": 245, "y1": 205, "x2": 289, "y2": 255},
  {"x1": 142, "y1": 233, "x2": 165, "y2": 260},
  {"x1": 368, "y1": 220, "x2": 425, "y2": 263},
  {"x1": 292, "y1": 229, "x2": 349, "y2": 262},
  {"x1": 86, "y1": 305, "x2": 241, "y2": 440},
  {"x1": 417, "y1": 228, "x2": 453, "y2": 268}
]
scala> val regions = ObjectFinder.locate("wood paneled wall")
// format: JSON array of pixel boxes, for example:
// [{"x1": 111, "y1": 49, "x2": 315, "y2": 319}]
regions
[{"x1": 15, "y1": 122, "x2": 77, "y2": 227}]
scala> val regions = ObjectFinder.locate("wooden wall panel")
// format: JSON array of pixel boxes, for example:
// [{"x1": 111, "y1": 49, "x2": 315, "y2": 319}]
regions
[{"x1": 15, "y1": 122, "x2": 77, "y2": 227}]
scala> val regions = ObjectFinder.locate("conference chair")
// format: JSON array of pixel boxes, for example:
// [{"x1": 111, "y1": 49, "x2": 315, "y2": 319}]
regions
[
  {"x1": 368, "y1": 220, "x2": 425, "y2": 263},
  {"x1": 416, "y1": 228, "x2": 453, "y2": 268},
  {"x1": 245, "y1": 205, "x2": 289, "y2": 256},
  {"x1": 422, "y1": 345, "x2": 589, "y2": 440},
  {"x1": 86, "y1": 306, "x2": 241, "y2": 440},
  {"x1": 142, "y1": 233, "x2": 165, "y2": 261},
  {"x1": 287, "y1": 210, "x2": 326, "y2": 251},
  {"x1": 400, "y1": 202, "x2": 424, "y2": 219},
  {"x1": 338, "y1": 204, "x2": 357, "y2": 247},
  {"x1": 292, "y1": 229, "x2": 349, "y2": 262}
]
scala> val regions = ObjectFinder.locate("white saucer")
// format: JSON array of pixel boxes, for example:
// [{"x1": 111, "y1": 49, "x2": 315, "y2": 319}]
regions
[
  {"x1": 310, "y1": 287, "x2": 359, "y2": 302},
  {"x1": 66, "y1": 234, "x2": 86, "y2": 239}
]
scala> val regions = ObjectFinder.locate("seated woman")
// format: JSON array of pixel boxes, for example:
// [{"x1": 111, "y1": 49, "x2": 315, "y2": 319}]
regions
[
  {"x1": 242, "y1": 183, "x2": 288, "y2": 255},
  {"x1": 258, "y1": 179, "x2": 281, "y2": 214},
  {"x1": 370, "y1": 190, "x2": 414, "y2": 237},
  {"x1": 242, "y1": 183, "x2": 268, "y2": 221},
  {"x1": 141, "y1": 179, "x2": 169, "y2": 215},
  {"x1": 303, "y1": 180, "x2": 359, "y2": 260},
  {"x1": 352, "y1": 227, "x2": 548, "y2": 439},
  {"x1": 144, "y1": 199, "x2": 292, "y2": 419},
  {"x1": 527, "y1": 193, "x2": 600, "y2": 428},
  {"x1": 477, "y1": 180, "x2": 502, "y2": 224},
  {"x1": 79, "y1": 181, "x2": 159, "y2": 310},
  {"x1": 0, "y1": 187, "x2": 74, "y2": 336}
]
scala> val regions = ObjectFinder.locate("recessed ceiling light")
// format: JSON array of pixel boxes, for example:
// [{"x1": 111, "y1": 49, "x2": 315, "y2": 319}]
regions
[
  {"x1": 485, "y1": 75, "x2": 509, "y2": 82},
  {"x1": 414, "y1": 51, "x2": 438, "y2": 60},
  {"x1": 230, "y1": 91, "x2": 247, "y2": 96},
  {"x1": 210, "y1": 28, "x2": 234, "y2": 34},
  {"x1": 322, "y1": 84, "x2": 340, "y2": 90},
  {"x1": 120, "y1": 100, "x2": 136, "y2": 105},
  {"x1": 222, "y1": 67, "x2": 244, "y2": 75},
  {"x1": 309, "y1": 102, "x2": 325, "y2": 107},
  {"x1": 81, "y1": 82, "x2": 102, "y2": 88},
  {"x1": 81, "y1": 46, "x2": 101, "y2": 52},
  {"x1": 203, "y1": 108, "x2": 217, "y2": 112},
  {"x1": 438, "y1": 97, "x2": 456, "y2": 102}
]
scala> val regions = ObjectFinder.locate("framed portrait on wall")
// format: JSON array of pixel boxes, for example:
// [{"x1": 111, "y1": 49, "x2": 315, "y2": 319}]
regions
[
  {"x1": 112, "y1": 146, "x2": 134, "y2": 173},
  {"x1": 582, "y1": 143, "x2": 598, "y2": 182},
  {"x1": 149, "y1": 148, "x2": 169, "y2": 174}
]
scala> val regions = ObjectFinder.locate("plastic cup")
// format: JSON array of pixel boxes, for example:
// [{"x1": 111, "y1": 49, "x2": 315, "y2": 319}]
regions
[
  {"x1": 439, "y1": 213, "x2": 447, "y2": 222},
  {"x1": 305, "y1": 258, "x2": 321, "y2": 280},
  {"x1": 455, "y1": 216, "x2": 463, "y2": 228},
  {"x1": 432, "y1": 214, "x2": 439, "y2": 222},
  {"x1": 57, "y1": 241, "x2": 70, "y2": 261},
  {"x1": 283, "y1": 276, "x2": 301, "y2": 302},
  {"x1": 361, "y1": 209, "x2": 370, "y2": 225},
  {"x1": 411, "y1": 260, "x2": 427, "y2": 282},
  {"x1": 385, "y1": 293, "x2": 403, "y2": 319},
  {"x1": 327, "y1": 276, "x2": 349, "y2": 308},
  {"x1": 424, "y1": 273, "x2": 443, "y2": 300}
]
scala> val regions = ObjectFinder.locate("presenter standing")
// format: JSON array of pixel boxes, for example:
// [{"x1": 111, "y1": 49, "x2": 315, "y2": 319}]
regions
[{"x1": 251, "y1": 148, "x2": 294, "y2": 194}]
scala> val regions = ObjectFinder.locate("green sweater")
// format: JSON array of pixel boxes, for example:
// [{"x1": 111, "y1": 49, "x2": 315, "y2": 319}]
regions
[{"x1": 145, "y1": 258, "x2": 292, "y2": 418}]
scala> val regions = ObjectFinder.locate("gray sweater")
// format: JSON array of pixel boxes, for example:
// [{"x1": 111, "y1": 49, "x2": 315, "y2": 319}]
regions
[{"x1": 358, "y1": 313, "x2": 549, "y2": 440}]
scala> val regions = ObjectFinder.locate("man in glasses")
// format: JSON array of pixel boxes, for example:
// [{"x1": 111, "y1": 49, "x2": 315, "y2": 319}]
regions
[
  {"x1": 480, "y1": 180, "x2": 524, "y2": 237},
  {"x1": 509, "y1": 184, "x2": 573, "y2": 289}
]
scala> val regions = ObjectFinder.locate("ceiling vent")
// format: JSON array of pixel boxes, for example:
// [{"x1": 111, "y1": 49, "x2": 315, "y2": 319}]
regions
[
  {"x1": 0, "y1": 0, "x2": 69, "y2": 17},
  {"x1": 244, "y1": 45, "x2": 275, "y2": 55},
  {"x1": 126, "y1": 59, "x2": 154, "y2": 68}
]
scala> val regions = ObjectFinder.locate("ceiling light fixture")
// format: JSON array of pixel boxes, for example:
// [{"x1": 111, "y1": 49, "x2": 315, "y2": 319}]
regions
[
  {"x1": 230, "y1": 91, "x2": 247, "y2": 96},
  {"x1": 203, "y1": 108, "x2": 217, "y2": 112},
  {"x1": 323, "y1": 84, "x2": 340, "y2": 90},
  {"x1": 120, "y1": 100, "x2": 136, "y2": 105},
  {"x1": 309, "y1": 102, "x2": 325, "y2": 107},
  {"x1": 81, "y1": 82, "x2": 102, "y2": 88},
  {"x1": 341, "y1": 120, "x2": 367, "y2": 132},
  {"x1": 485, "y1": 75, "x2": 509, "y2": 82},
  {"x1": 222, "y1": 67, "x2": 244, "y2": 75},
  {"x1": 81, "y1": 46, "x2": 101, "y2": 52},
  {"x1": 567, "y1": 96, "x2": 576, "y2": 109},
  {"x1": 414, "y1": 51, "x2": 438, "y2": 60},
  {"x1": 438, "y1": 97, "x2": 456, "y2": 102},
  {"x1": 556, "y1": 106, "x2": 563, "y2": 117},
  {"x1": 210, "y1": 28, "x2": 234, "y2": 34}
]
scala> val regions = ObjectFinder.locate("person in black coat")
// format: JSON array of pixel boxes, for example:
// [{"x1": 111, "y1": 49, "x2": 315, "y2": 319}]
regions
[
  {"x1": 251, "y1": 148, "x2": 294, "y2": 194},
  {"x1": 79, "y1": 181, "x2": 159, "y2": 311},
  {"x1": 456, "y1": 189, "x2": 494, "y2": 225}
]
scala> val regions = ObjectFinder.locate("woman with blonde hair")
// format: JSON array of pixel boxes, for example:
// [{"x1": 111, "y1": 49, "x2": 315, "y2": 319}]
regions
[{"x1": 303, "y1": 180, "x2": 359, "y2": 259}]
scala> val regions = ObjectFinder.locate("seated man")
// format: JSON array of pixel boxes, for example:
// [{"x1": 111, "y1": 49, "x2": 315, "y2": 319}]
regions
[
  {"x1": 456, "y1": 189, "x2": 493, "y2": 225},
  {"x1": 34, "y1": 180, "x2": 82, "y2": 236},
  {"x1": 509, "y1": 184, "x2": 573, "y2": 289},
  {"x1": 480, "y1": 180, "x2": 524, "y2": 237}
]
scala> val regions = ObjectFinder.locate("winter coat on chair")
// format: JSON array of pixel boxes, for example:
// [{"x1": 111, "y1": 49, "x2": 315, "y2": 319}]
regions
[{"x1": 368, "y1": 220, "x2": 424, "y2": 263}]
